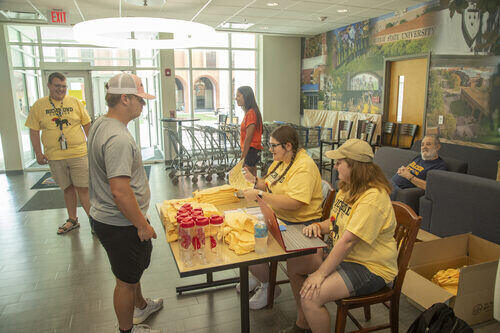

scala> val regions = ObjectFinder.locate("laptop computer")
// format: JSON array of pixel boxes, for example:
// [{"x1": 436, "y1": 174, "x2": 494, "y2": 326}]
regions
[{"x1": 257, "y1": 196, "x2": 326, "y2": 252}]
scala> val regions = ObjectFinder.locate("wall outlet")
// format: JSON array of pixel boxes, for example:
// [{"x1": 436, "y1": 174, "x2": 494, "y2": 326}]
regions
[{"x1": 438, "y1": 115, "x2": 444, "y2": 125}]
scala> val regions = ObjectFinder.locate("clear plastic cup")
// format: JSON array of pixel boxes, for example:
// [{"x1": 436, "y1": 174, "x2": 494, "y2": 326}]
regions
[{"x1": 210, "y1": 215, "x2": 224, "y2": 263}]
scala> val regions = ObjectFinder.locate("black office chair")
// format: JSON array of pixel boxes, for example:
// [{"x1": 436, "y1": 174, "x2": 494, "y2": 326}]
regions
[{"x1": 397, "y1": 123, "x2": 418, "y2": 149}]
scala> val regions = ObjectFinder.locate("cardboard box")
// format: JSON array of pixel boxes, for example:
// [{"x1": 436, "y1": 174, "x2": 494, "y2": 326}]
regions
[{"x1": 402, "y1": 233, "x2": 500, "y2": 325}]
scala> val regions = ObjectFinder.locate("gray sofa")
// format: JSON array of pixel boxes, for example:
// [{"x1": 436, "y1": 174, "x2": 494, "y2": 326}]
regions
[
  {"x1": 373, "y1": 147, "x2": 468, "y2": 213},
  {"x1": 411, "y1": 140, "x2": 500, "y2": 179},
  {"x1": 419, "y1": 170, "x2": 500, "y2": 244}
]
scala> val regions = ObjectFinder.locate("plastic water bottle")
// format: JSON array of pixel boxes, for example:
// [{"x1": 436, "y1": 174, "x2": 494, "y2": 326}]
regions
[
  {"x1": 210, "y1": 215, "x2": 224, "y2": 263},
  {"x1": 194, "y1": 216, "x2": 209, "y2": 264},
  {"x1": 254, "y1": 221, "x2": 268, "y2": 254},
  {"x1": 179, "y1": 219, "x2": 194, "y2": 267}
]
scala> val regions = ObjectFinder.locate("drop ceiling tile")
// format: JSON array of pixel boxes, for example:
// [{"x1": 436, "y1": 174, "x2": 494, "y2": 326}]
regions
[{"x1": 286, "y1": 1, "x2": 337, "y2": 12}]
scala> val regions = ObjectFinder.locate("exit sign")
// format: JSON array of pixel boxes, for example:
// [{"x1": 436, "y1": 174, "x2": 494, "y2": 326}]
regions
[{"x1": 50, "y1": 9, "x2": 67, "y2": 24}]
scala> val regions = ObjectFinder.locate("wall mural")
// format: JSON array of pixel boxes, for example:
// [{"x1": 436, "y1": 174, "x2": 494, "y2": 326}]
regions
[{"x1": 301, "y1": 0, "x2": 500, "y2": 148}]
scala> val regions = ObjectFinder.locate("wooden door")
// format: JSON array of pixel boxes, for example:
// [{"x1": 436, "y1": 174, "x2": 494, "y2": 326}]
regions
[{"x1": 386, "y1": 57, "x2": 428, "y2": 147}]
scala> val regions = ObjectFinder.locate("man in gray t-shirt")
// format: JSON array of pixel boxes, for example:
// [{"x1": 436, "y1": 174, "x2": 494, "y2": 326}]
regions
[{"x1": 88, "y1": 73, "x2": 162, "y2": 333}]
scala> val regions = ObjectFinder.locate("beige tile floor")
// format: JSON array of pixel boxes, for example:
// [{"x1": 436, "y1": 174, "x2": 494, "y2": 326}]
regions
[{"x1": 0, "y1": 164, "x2": 498, "y2": 332}]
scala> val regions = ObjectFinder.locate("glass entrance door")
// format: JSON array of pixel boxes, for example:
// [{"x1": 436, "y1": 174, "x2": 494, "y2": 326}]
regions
[{"x1": 42, "y1": 69, "x2": 95, "y2": 120}]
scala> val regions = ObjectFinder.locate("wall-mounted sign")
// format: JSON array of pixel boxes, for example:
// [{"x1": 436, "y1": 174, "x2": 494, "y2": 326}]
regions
[{"x1": 50, "y1": 9, "x2": 67, "y2": 24}]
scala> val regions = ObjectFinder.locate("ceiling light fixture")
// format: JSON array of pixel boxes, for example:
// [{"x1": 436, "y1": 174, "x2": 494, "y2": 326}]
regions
[
  {"x1": 337, "y1": 9, "x2": 348, "y2": 13},
  {"x1": 218, "y1": 22, "x2": 254, "y2": 30},
  {"x1": 73, "y1": 17, "x2": 216, "y2": 49},
  {"x1": 267, "y1": 2, "x2": 279, "y2": 7}
]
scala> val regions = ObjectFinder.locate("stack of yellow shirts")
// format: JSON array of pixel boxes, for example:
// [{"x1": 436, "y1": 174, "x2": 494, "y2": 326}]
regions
[
  {"x1": 160, "y1": 198, "x2": 220, "y2": 242},
  {"x1": 222, "y1": 211, "x2": 257, "y2": 255},
  {"x1": 431, "y1": 268, "x2": 461, "y2": 295},
  {"x1": 193, "y1": 184, "x2": 239, "y2": 205},
  {"x1": 228, "y1": 160, "x2": 254, "y2": 190}
]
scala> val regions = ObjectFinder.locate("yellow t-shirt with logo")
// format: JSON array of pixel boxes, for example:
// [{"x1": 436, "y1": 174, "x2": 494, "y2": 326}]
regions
[
  {"x1": 330, "y1": 188, "x2": 398, "y2": 283},
  {"x1": 25, "y1": 96, "x2": 91, "y2": 160},
  {"x1": 265, "y1": 149, "x2": 322, "y2": 223}
]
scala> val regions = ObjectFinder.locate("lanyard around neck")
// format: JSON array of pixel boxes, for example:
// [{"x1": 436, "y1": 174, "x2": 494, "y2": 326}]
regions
[{"x1": 49, "y1": 97, "x2": 64, "y2": 118}]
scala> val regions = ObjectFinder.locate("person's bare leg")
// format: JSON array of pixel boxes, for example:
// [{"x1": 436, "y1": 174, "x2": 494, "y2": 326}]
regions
[
  {"x1": 75, "y1": 186, "x2": 90, "y2": 216},
  {"x1": 134, "y1": 282, "x2": 147, "y2": 309},
  {"x1": 287, "y1": 250, "x2": 324, "y2": 329},
  {"x1": 114, "y1": 278, "x2": 137, "y2": 331},
  {"x1": 249, "y1": 263, "x2": 269, "y2": 282},
  {"x1": 63, "y1": 184, "x2": 78, "y2": 220},
  {"x1": 301, "y1": 271, "x2": 350, "y2": 333}
]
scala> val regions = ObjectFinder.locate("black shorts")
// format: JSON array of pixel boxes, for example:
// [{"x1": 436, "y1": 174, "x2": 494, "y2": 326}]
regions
[
  {"x1": 90, "y1": 216, "x2": 152, "y2": 284},
  {"x1": 244, "y1": 147, "x2": 261, "y2": 167}
]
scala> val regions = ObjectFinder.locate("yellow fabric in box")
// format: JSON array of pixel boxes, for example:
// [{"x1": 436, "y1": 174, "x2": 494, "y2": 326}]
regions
[{"x1": 431, "y1": 268, "x2": 461, "y2": 296}]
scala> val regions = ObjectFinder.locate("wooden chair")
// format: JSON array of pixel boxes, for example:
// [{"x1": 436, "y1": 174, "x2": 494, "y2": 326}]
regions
[
  {"x1": 267, "y1": 181, "x2": 336, "y2": 308},
  {"x1": 396, "y1": 123, "x2": 418, "y2": 149},
  {"x1": 337, "y1": 120, "x2": 353, "y2": 145},
  {"x1": 381, "y1": 121, "x2": 396, "y2": 146},
  {"x1": 334, "y1": 201, "x2": 421, "y2": 333}
]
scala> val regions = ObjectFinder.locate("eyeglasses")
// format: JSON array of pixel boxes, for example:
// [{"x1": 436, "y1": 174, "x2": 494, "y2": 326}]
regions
[
  {"x1": 269, "y1": 143, "x2": 284, "y2": 151},
  {"x1": 52, "y1": 84, "x2": 67, "y2": 89}
]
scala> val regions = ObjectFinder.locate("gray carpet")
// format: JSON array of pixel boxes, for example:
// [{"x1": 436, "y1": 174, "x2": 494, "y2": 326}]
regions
[{"x1": 19, "y1": 189, "x2": 82, "y2": 212}]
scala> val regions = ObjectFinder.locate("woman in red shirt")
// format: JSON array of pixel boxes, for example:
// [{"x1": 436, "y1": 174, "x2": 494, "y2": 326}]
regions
[{"x1": 236, "y1": 86, "x2": 263, "y2": 176}]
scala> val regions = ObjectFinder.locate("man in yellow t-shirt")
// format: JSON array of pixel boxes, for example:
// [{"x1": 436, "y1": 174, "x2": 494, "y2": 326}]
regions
[{"x1": 25, "y1": 72, "x2": 92, "y2": 235}]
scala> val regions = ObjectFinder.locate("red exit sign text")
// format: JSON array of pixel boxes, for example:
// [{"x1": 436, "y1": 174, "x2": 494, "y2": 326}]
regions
[{"x1": 51, "y1": 10, "x2": 67, "y2": 24}]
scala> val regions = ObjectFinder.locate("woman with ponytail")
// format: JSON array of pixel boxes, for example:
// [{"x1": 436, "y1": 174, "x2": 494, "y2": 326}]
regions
[
  {"x1": 237, "y1": 125, "x2": 323, "y2": 310},
  {"x1": 236, "y1": 86, "x2": 263, "y2": 176}
]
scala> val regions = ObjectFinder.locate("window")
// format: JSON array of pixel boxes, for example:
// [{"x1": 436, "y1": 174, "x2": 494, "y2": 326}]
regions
[{"x1": 174, "y1": 32, "x2": 258, "y2": 127}]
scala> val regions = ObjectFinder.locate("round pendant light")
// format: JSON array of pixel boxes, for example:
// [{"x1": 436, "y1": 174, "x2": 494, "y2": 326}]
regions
[{"x1": 73, "y1": 17, "x2": 216, "y2": 49}]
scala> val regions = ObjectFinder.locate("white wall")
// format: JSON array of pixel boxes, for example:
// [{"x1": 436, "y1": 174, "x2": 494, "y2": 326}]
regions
[{"x1": 259, "y1": 35, "x2": 301, "y2": 124}]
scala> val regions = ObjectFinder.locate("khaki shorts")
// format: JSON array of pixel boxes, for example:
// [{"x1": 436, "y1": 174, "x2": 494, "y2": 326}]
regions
[{"x1": 48, "y1": 155, "x2": 89, "y2": 190}]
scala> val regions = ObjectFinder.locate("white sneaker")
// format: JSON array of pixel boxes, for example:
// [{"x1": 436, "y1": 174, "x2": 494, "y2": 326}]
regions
[
  {"x1": 236, "y1": 274, "x2": 260, "y2": 293},
  {"x1": 249, "y1": 283, "x2": 281, "y2": 310},
  {"x1": 133, "y1": 298, "x2": 163, "y2": 325},
  {"x1": 131, "y1": 324, "x2": 161, "y2": 333}
]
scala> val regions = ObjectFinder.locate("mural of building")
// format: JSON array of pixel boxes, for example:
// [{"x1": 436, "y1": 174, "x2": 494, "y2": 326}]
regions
[{"x1": 301, "y1": 0, "x2": 500, "y2": 148}]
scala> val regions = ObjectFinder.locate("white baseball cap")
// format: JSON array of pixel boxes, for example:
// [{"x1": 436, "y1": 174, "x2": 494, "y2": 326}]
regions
[{"x1": 106, "y1": 73, "x2": 155, "y2": 100}]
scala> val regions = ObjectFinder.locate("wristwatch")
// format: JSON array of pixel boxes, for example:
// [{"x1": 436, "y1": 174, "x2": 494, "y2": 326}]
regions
[{"x1": 257, "y1": 190, "x2": 264, "y2": 199}]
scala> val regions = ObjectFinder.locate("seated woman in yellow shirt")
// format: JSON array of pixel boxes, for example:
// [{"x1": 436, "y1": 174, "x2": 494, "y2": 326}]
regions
[
  {"x1": 240, "y1": 125, "x2": 323, "y2": 310},
  {"x1": 280, "y1": 139, "x2": 398, "y2": 333}
]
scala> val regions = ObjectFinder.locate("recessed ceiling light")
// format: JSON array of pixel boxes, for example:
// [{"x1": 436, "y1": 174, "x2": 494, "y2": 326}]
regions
[
  {"x1": 337, "y1": 9, "x2": 348, "y2": 13},
  {"x1": 267, "y1": 2, "x2": 279, "y2": 7}
]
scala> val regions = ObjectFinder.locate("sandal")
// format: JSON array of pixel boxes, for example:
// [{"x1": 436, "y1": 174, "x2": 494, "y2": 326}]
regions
[{"x1": 57, "y1": 218, "x2": 80, "y2": 234}]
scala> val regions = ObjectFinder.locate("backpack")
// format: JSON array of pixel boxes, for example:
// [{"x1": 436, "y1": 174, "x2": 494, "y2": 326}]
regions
[{"x1": 407, "y1": 303, "x2": 473, "y2": 333}]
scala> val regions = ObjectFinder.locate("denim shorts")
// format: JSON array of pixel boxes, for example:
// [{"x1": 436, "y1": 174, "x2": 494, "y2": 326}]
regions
[{"x1": 337, "y1": 261, "x2": 387, "y2": 297}]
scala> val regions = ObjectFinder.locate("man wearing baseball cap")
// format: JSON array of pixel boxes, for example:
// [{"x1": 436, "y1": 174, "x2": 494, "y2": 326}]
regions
[{"x1": 87, "y1": 73, "x2": 161, "y2": 333}]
